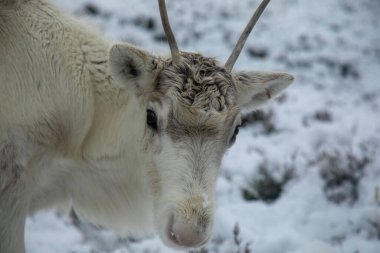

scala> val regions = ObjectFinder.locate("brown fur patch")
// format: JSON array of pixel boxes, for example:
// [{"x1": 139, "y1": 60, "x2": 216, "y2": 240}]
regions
[
  {"x1": 0, "y1": 139, "x2": 24, "y2": 191},
  {"x1": 166, "y1": 107, "x2": 233, "y2": 143}
]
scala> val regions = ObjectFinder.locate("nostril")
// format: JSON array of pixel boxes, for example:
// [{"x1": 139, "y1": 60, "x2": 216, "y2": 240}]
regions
[
  {"x1": 169, "y1": 230, "x2": 180, "y2": 244},
  {"x1": 166, "y1": 213, "x2": 180, "y2": 244}
]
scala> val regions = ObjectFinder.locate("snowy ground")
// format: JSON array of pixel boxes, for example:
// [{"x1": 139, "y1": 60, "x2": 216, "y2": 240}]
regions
[{"x1": 25, "y1": 0, "x2": 380, "y2": 252}]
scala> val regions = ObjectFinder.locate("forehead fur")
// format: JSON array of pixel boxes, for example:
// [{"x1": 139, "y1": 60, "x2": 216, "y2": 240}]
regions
[
  {"x1": 154, "y1": 52, "x2": 237, "y2": 113},
  {"x1": 172, "y1": 103, "x2": 237, "y2": 129}
]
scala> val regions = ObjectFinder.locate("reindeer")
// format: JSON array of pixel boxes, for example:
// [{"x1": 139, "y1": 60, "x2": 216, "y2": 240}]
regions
[{"x1": 0, "y1": 0, "x2": 293, "y2": 252}]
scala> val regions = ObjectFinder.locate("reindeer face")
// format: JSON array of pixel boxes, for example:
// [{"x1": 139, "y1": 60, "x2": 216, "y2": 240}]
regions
[
  {"x1": 145, "y1": 53, "x2": 240, "y2": 248},
  {"x1": 109, "y1": 45, "x2": 293, "y2": 248}
]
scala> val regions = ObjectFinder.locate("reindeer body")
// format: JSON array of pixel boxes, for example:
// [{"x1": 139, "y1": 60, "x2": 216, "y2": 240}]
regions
[
  {"x1": 0, "y1": 0, "x2": 293, "y2": 252},
  {"x1": 0, "y1": 0, "x2": 155, "y2": 247}
]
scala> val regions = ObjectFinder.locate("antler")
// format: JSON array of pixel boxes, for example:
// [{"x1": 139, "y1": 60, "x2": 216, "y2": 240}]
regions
[
  {"x1": 158, "y1": 0, "x2": 181, "y2": 65},
  {"x1": 224, "y1": 0, "x2": 271, "y2": 72}
]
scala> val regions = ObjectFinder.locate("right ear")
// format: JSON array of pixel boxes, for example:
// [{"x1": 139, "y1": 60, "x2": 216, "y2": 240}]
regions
[
  {"x1": 109, "y1": 44, "x2": 162, "y2": 93},
  {"x1": 234, "y1": 71, "x2": 294, "y2": 111}
]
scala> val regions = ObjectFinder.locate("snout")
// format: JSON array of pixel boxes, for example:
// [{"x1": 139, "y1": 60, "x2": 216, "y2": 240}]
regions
[
  {"x1": 166, "y1": 213, "x2": 211, "y2": 248},
  {"x1": 158, "y1": 196, "x2": 213, "y2": 249}
]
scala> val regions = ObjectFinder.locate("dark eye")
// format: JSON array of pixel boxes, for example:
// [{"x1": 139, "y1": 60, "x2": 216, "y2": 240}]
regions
[
  {"x1": 230, "y1": 125, "x2": 240, "y2": 145},
  {"x1": 146, "y1": 109, "x2": 158, "y2": 130}
]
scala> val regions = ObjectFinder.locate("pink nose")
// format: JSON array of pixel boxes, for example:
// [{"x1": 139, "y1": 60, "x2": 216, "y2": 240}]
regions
[{"x1": 167, "y1": 214, "x2": 210, "y2": 247}]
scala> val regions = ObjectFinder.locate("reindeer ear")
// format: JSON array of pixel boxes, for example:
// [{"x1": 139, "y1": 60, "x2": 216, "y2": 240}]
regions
[
  {"x1": 234, "y1": 71, "x2": 294, "y2": 111},
  {"x1": 109, "y1": 44, "x2": 161, "y2": 93}
]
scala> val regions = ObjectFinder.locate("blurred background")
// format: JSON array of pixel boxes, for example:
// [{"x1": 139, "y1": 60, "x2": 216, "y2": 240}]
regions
[{"x1": 26, "y1": 0, "x2": 380, "y2": 252}]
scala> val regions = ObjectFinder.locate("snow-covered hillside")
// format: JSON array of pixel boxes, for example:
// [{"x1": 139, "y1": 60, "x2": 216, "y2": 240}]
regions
[{"x1": 25, "y1": 0, "x2": 380, "y2": 252}]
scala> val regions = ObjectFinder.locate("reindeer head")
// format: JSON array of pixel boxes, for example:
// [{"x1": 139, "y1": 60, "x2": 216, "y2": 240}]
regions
[{"x1": 108, "y1": 0, "x2": 293, "y2": 249}]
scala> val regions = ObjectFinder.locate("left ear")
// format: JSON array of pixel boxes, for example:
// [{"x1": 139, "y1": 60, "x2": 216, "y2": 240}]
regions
[
  {"x1": 234, "y1": 71, "x2": 294, "y2": 111},
  {"x1": 108, "y1": 44, "x2": 162, "y2": 94}
]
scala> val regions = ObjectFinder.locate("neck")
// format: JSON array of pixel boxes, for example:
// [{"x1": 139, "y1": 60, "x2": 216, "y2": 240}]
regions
[{"x1": 71, "y1": 91, "x2": 156, "y2": 235}]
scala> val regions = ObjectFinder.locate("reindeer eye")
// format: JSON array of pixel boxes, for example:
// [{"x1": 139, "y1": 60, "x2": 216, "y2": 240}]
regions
[
  {"x1": 146, "y1": 109, "x2": 158, "y2": 130},
  {"x1": 230, "y1": 125, "x2": 240, "y2": 145}
]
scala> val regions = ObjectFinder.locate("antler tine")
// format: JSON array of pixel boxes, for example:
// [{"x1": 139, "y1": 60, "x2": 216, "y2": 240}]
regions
[
  {"x1": 158, "y1": 0, "x2": 181, "y2": 65},
  {"x1": 225, "y1": 0, "x2": 271, "y2": 72}
]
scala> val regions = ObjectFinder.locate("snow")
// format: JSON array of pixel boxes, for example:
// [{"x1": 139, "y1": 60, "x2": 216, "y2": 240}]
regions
[
  {"x1": 25, "y1": 0, "x2": 380, "y2": 252},
  {"x1": 25, "y1": 212, "x2": 91, "y2": 253}
]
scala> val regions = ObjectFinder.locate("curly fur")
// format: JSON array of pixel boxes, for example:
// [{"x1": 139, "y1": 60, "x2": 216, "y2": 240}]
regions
[{"x1": 158, "y1": 52, "x2": 237, "y2": 112}]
